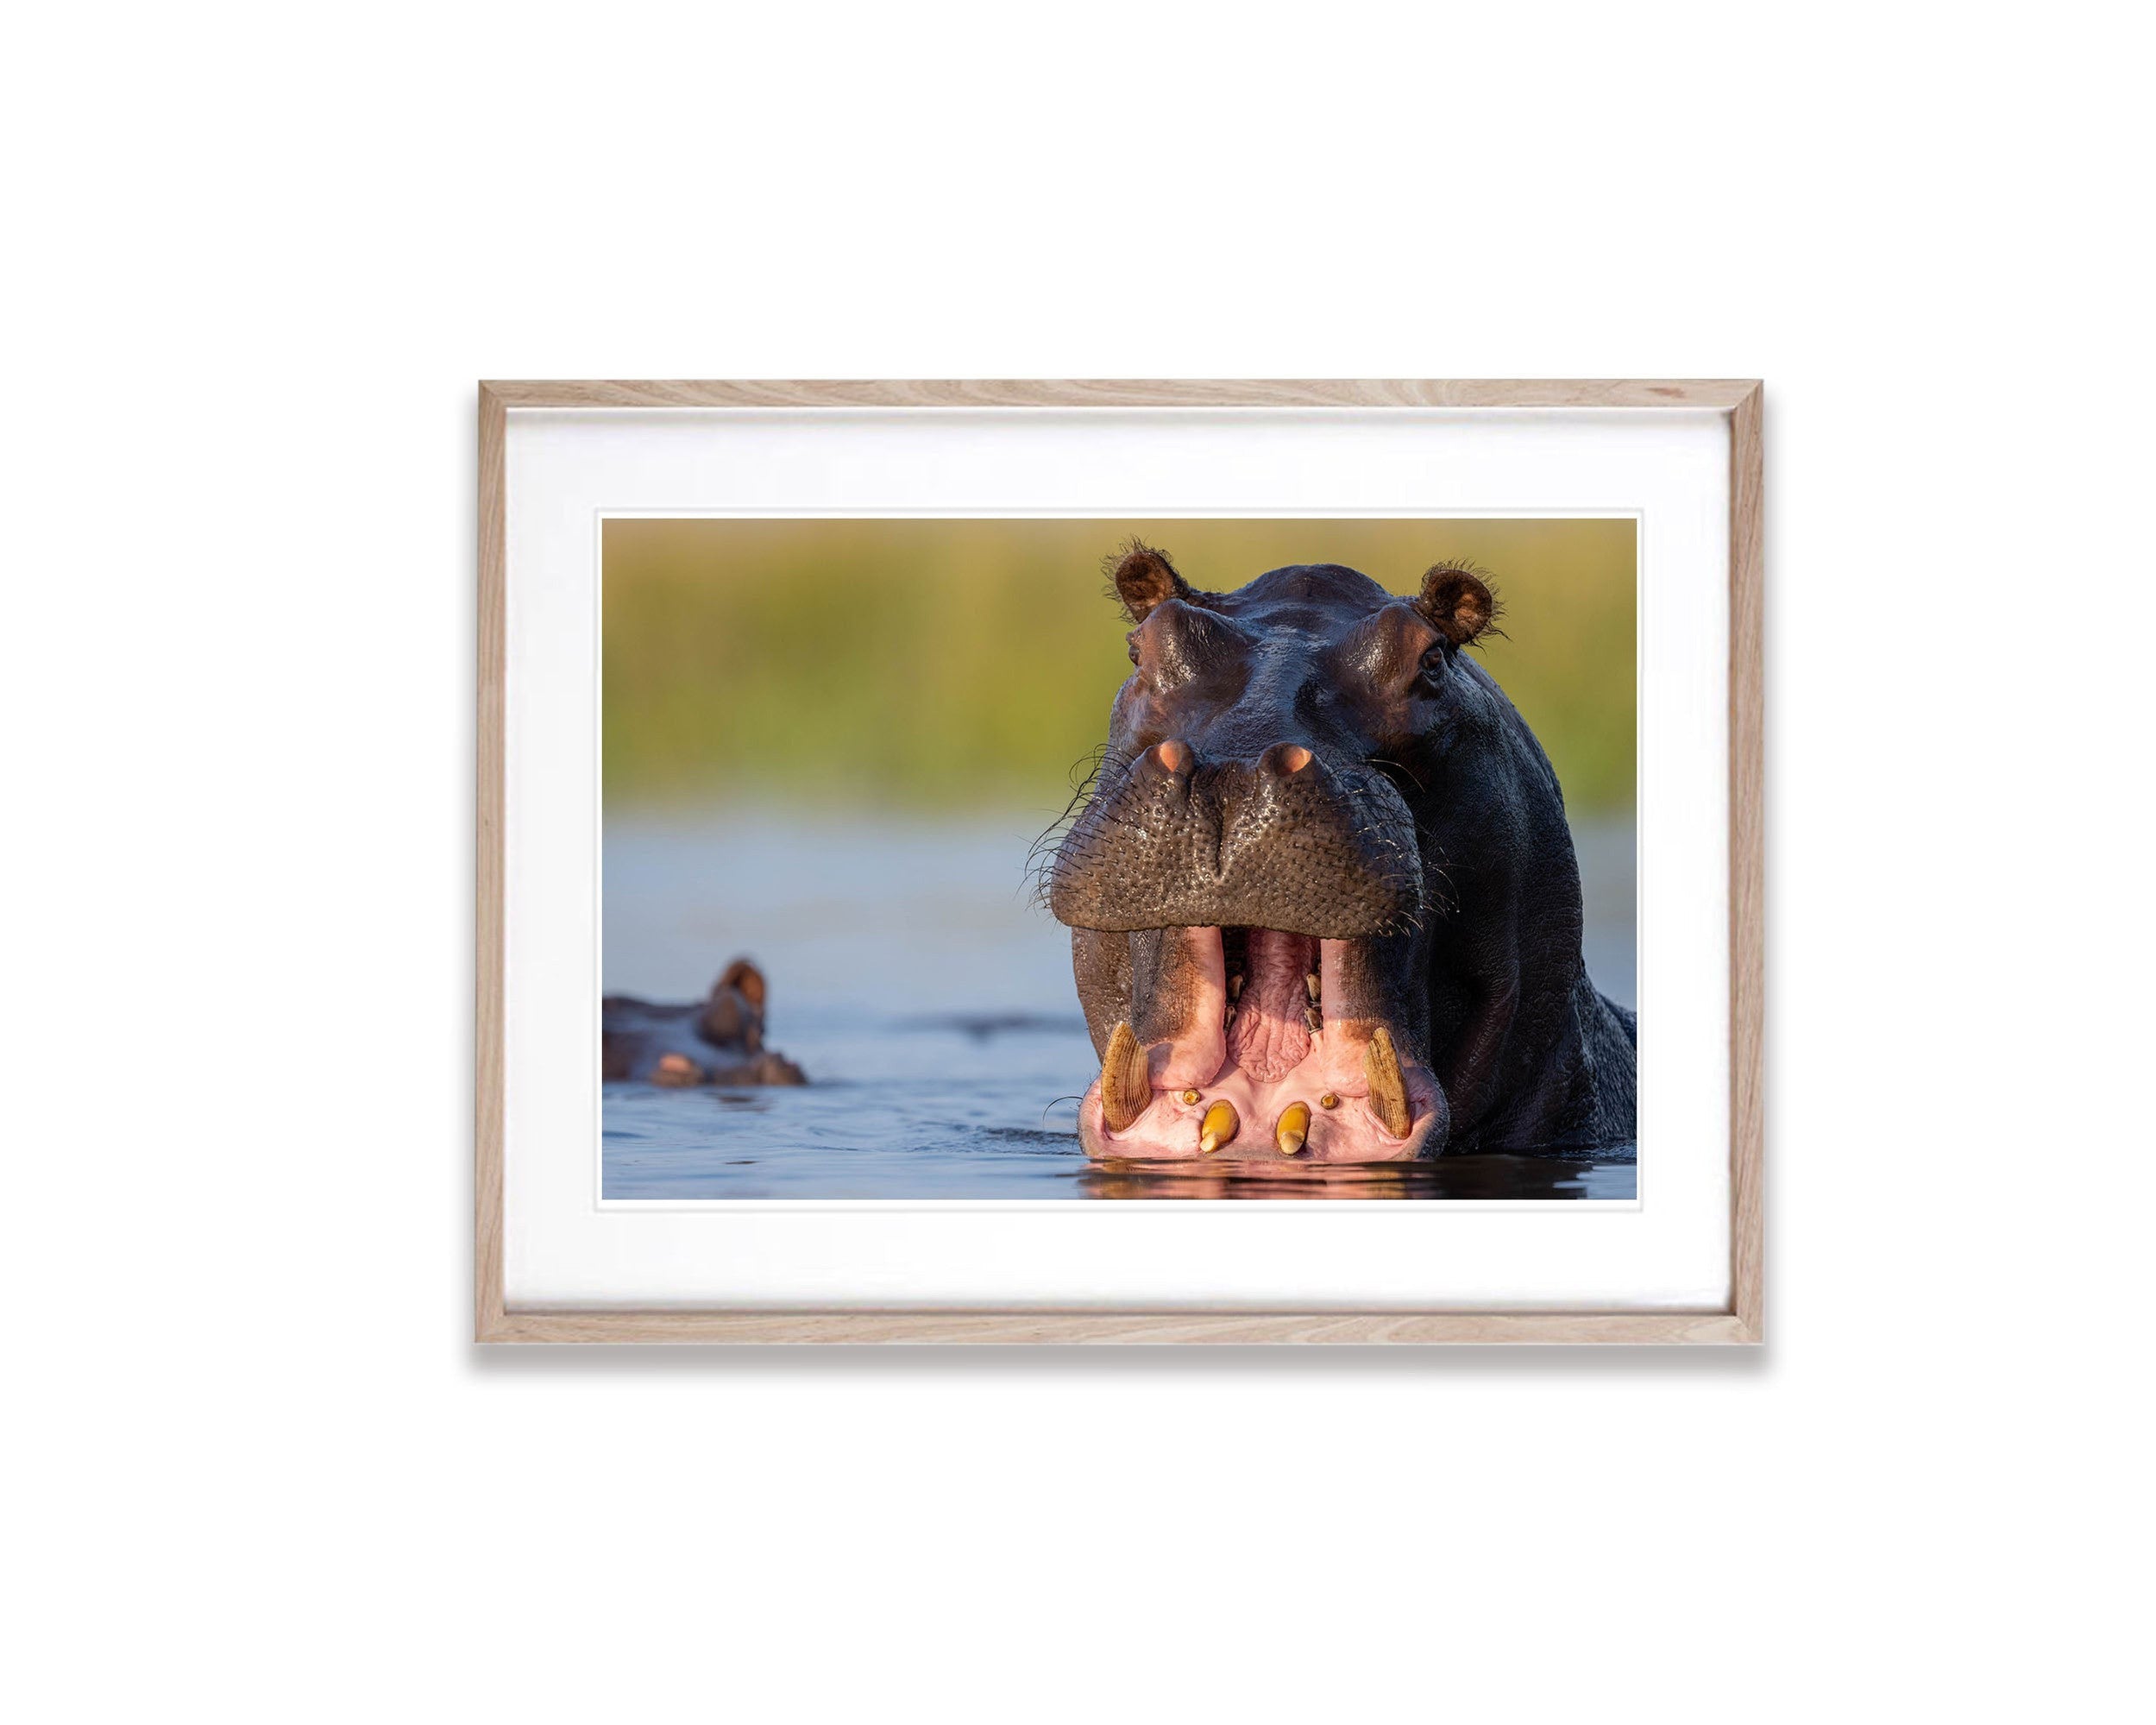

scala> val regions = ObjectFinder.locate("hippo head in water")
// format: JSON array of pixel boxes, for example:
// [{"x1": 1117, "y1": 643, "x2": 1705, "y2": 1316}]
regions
[
  {"x1": 601, "y1": 958, "x2": 808, "y2": 1087},
  {"x1": 1047, "y1": 542, "x2": 1637, "y2": 1164}
]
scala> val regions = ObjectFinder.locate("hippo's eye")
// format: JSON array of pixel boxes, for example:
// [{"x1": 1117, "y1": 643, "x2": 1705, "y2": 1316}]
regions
[
  {"x1": 1127, "y1": 633, "x2": 1141, "y2": 666},
  {"x1": 1417, "y1": 644, "x2": 1449, "y2": 687}
]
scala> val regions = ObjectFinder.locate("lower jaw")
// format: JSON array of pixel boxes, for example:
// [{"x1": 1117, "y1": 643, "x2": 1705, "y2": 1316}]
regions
[
  {"x1": 1077, "y1": 1054, "x2": 1439, "y2": 1162},
  {"x1": 1078, "y1": 927, "x2": 1443, "y2": 1163}
]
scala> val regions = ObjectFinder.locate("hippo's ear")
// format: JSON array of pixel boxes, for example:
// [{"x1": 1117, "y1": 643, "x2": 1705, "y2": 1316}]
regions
[
  {"x1": 1415, "y1": 563, "x2": 1501, "y2": 648},
  {"x1": 714, "y1": 958, "x2": 766, "y2": 1010},
  {"x1": 1106, "y1": 540, "x2": 1193, "y2": 623}
]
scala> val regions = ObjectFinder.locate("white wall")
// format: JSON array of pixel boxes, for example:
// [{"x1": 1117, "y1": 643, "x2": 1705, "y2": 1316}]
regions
[{"x1": 8, "y1": 5, "x2": 2145, "y2": 1721}]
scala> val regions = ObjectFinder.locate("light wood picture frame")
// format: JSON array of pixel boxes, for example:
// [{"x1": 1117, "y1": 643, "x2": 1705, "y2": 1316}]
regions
[{"x1": 476, "y1": 380, "x2": 1763, "y2": 1344}]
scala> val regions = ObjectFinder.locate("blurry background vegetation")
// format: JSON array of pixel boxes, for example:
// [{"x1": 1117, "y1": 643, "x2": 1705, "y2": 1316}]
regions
[{"x1": 603, "y1": 518, "x2": 1635, "y2": 816}]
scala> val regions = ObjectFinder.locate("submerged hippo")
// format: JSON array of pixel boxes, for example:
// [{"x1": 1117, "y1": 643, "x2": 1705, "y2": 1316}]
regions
[
  {"x1": 1047, "y1": 543, "x2": 1635, "y2": 1163},
  {"x1": 601, "y1": 959, "x2": 807, "y2": 1086}
]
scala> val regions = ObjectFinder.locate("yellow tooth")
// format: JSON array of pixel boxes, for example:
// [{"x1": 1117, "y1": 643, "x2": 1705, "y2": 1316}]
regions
[
  {"x1": 1099, "y1": 1021, "x2": 1151, "y2": 1134},
  {"x1": 1275, "y1": 1102, "x2": 1311, "y2": 1155},
  {"x1": 1363, "y1": 1026, "x2": 1411, "y2": 1138},
  {"x1": 1305, "y1": 972, "x2": 1321, "y2": 1002},
  {"x1": 1197, "y1": 1099, "x2": 1239, "y2": 1155}
]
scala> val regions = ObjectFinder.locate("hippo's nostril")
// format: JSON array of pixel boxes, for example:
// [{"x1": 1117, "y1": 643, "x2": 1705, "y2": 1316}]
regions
[{"x1": 1262, "y1": 742, "x2": 1314, "y2": 776}]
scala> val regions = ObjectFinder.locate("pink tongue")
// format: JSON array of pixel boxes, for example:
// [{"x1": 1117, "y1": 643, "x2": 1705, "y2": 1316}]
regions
[{"x1": 1224, "y1": 929, "x2": 1317, "y2": 1082}]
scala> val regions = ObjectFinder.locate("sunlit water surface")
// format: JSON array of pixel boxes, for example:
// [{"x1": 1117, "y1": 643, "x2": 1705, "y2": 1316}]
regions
[{"x1": 603, "y1": 813, "x2": 1636, "y2": 1201}]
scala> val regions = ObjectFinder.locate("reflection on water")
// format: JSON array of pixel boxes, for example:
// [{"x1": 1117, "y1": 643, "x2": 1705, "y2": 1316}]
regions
[
  {"x1": 602, "y1": 812, "x2": 1636, "y2": 1202},
  {"x1": 1080, "y1": 1153, "x2": 1635, "y2": 1201}
]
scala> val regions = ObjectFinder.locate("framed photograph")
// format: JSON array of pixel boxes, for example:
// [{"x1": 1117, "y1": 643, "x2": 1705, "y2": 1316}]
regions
[{"x1": 476, "y1": 380, "x2": 1762, "y2": 1343}]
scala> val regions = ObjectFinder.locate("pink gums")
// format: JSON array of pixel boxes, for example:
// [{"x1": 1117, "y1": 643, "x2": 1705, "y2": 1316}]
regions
[{"x1": 1078, "y1": 927, "x2": 1443, "y2": 1164}]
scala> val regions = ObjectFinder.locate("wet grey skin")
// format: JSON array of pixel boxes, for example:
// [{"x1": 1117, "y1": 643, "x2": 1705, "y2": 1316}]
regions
[{"x1": 1046, "y1": 543, "x2": 1636, "y2": 1163}]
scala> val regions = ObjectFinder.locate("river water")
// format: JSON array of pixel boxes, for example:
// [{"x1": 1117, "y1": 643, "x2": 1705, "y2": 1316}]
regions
[{"x1": 602, "y1": 811, "x2": 1636, "y2": 1200}]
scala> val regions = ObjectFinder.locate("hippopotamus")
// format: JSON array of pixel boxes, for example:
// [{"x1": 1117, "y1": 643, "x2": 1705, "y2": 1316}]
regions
[
  {"x1": 601, "y1": 958, "x2": 807, "y2": 1086},
  {"x1": 1047, "y1": 542, "x2": 1635, "y2": 1163}
]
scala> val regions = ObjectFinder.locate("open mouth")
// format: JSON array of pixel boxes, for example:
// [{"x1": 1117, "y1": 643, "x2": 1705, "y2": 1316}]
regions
[{"x1": 1077, "y1": 925, "x2": 1443, "y2": 1163}]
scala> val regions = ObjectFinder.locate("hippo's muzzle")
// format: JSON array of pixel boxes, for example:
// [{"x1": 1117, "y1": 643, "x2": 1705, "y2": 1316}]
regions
[
  {"x1": 1049, "y1": 740, "x2": 1445, "y2": 1162},
  {"x1": 1047, "y1": 740, "x2": 1425, "y2": 939}
]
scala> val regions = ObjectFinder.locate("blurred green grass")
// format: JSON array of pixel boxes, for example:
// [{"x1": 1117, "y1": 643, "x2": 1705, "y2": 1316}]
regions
[{"x1": 603, "y1": 518, "x2": 1635, "y2": 815}]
